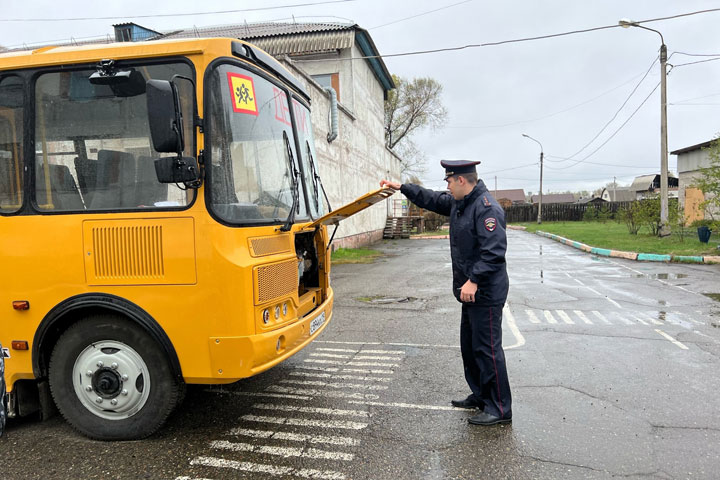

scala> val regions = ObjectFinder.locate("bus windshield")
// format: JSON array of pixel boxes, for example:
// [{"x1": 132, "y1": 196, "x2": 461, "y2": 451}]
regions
[{"x1": 207, "y1": 64, "x2": 308, "y2": 225}]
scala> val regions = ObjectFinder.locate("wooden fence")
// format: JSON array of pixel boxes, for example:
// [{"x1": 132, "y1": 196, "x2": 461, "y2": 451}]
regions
[{"x1": 504, "y1": 202, "x2": 633, "y2": 223}]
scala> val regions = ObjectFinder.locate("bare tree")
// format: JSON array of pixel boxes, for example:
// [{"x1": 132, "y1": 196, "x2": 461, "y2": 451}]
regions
[{"x1": 385, "y1": 75, "x2": 447, "y2": 175}]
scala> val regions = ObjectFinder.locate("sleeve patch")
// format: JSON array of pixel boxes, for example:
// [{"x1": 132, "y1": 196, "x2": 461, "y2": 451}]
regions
[
  {"x1": 485, "y1": 217, "x2": 497, "y2": 231},
  {"x1": 483, "y1": 196, "x2": 491, "y2": 206}
]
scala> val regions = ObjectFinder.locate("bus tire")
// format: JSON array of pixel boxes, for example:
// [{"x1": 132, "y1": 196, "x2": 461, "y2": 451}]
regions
[{"x1": 48, "y1": 315, "x2": 181, "y2": 440}]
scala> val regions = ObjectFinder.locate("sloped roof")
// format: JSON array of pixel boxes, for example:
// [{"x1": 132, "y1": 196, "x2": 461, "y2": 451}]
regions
[
  {"x1": 531, "y1": 193, "x2": 576, "y2": 204},
  {"x1": 670, "y1": 139, "x2": 715, "y2": 155},
  {"x1": 154, "y1": 22, "x2": 394, "y2": 92},
  {"x1": 490, "y1": 189, "x2": 526, "y2": 203},
  {"x1": 602, "y1": 187, "x2": 636, "y2": 202}
]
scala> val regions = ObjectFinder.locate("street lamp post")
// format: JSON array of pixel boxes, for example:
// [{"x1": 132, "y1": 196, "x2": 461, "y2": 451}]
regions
[
  {"x1": 619, "y1": 18, "x2": 670, "y2": 236},
  {"x1": 522, "y1": 133, "x2": 544, "y2": 224}
]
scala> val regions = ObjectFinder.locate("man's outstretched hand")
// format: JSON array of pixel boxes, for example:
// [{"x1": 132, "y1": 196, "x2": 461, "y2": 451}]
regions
[{"x1": 380, "y1": 180, "x2": 402, "y2": 190}]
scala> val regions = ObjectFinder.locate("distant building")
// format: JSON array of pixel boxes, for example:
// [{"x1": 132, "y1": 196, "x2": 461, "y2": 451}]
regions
[
  {"x1": 490, "y1": 188, "x2": 527, "y2": 206},
  {"x1": 629, "y1": 173, "x2": 679, "y2": 200},
  {"x1": 600, "y1": 187, "x2": 636, "y2": 202},
  {"x1": 671, "y1": 140, "x2": 718, "y2": 223},
  {"x1": 530, "y1": 193, "x2": 576, "y2": 204}
]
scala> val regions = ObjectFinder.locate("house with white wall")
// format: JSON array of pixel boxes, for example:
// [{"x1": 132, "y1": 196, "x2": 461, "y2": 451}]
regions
[{"x1": 671, "y1": 139, "x2": 718, "y2": 223}]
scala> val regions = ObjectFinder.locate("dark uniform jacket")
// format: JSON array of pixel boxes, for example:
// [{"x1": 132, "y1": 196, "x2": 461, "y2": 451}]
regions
[{"x1": 401, "y1": 181, "x2": 509, "y2": 306}]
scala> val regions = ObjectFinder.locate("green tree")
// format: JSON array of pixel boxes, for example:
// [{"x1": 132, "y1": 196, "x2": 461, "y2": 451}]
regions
[
  {"x1": 384, "y1": 75, "x2": 447, "y2": 175},
  {"x1": 692, "y1": 136, "x2": 720, "y2": 219}
]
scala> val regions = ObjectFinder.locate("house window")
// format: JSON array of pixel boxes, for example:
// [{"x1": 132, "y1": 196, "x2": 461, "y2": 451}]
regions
[{"x1": 312, "y1": 73, "x2": 340, "y2": 102}]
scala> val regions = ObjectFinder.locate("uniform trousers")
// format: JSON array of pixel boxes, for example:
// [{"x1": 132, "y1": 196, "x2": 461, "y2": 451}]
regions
[{"x1": 460, "y1": 304, "x2": 512, "y2": 419}]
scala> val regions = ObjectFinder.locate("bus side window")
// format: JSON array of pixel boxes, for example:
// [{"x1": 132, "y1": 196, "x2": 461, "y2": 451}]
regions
[{"x1": 0, "y1": 76, "x2": 24, "y2": 212}]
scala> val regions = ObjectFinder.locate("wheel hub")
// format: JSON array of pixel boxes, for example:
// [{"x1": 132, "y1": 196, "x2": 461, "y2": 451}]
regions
[{"x1": 72, "y1": 341, "x2": 150, "y2": 420}]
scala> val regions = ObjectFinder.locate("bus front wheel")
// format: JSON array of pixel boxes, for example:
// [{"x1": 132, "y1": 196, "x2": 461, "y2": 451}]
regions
[{"x1": 48, "y1": 316, "x2": 182, "y2": 440}]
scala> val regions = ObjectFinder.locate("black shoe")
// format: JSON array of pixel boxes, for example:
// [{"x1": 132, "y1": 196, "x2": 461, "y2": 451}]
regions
[
  {"x1": 451, "y1": 396, "x2": 481, "y2": 409},
  {"x1": 468, "y1": 411, "x2": 512, "y2": 426}
]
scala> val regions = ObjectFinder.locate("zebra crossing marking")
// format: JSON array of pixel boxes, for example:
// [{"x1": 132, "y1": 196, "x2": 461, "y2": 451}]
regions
[
  {"x1": 290, "y1": 371, "x2": 393, "y2": 382},
  {"x1": 543, "y1": 310, "x2": 558, "y2": 324},
  {"x1": 556, "y1": 310, "x2": 574, "y2": 324},
  {"x1": 251, "y1": 403, "x2": 371, "y2": 418},
  {"x1": 190, "y1": 456, "x2": 346, "y2": 480},
  {"x1": 591, "y1": 311, "x2": 611, "y2": 325},
  {"x1": 241, "y1": 414, "x2": 368, "y2": 431},
  {"x1": 210, "y1": 440, "x2": 354, "y2": 461},
  {"x1": 573, "y1": 310, "x2": 594, "y2": 325},
  {"x1": 526, "y1": 309, "x2": 541, "y2": 324},
  {"x1": 229, "y1": 427, "x2": 361, "y2": 447},
  {"x1": 278, "y1": 379, "x2": 389, "y2": 391}
]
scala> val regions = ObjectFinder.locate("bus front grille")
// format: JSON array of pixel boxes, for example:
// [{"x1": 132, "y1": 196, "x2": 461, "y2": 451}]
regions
[
  {"x1": 249, "y1": 235, "x2": 291, "y2": 257},
  {"x1": 254, "y1": 260, "x2": 298, "y2": 304}
]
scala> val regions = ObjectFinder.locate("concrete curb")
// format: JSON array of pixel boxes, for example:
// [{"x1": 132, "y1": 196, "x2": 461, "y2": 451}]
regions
[{"x1": 534, "y1": 230, "x2": 719, "y2": 264}]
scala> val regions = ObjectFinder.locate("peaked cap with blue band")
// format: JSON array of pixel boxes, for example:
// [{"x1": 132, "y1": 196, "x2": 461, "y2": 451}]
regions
[{"x1": 441, "y1": 159, "x2": 481, "y2": 180}]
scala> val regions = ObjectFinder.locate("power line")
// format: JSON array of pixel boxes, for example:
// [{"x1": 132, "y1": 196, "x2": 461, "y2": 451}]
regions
[
  {"x1": 370, "y1": 0, "x2": 474, "y2": 30},
  {"x1": 303, "y1": 7, "x2": 720, "y2": 61},
  {"x1": 555, "y1": 55, "x2": 658, "y2": 161},
  {"x1": 0, "y1": 0, "x2": 357, "y2": 22},
  {"x1": 554, "y1": 82, "x2": 661, "y2": 168},
  {"x1": 672, "y1": 57, "x2": 720, "y2": 68}
]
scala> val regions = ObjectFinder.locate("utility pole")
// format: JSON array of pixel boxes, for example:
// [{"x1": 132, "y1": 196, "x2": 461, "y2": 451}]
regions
[
  {"x1": 522, "y1": 133, "x2": 544, "y2": 224},
  {"x1": 619, "y1": 19, "x2": 670, "y2": 236}
]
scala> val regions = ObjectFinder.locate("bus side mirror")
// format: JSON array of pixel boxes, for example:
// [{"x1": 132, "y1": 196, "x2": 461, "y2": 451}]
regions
[{"x1": 146, "y1": 79, "x2": 184, "y2": 153}]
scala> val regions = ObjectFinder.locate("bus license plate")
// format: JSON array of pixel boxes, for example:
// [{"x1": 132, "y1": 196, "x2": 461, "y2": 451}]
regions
[{"x1": 310, "y1": 311, "x2": 326, "y2": 335}]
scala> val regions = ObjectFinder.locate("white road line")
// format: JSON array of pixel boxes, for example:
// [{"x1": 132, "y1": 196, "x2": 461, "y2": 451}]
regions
[
  {"x1": 347, "y1": 400, "x2": 472, "y2": 411},
  {"x1": 674, "y1": 311, "x2": 704, "y2": 325},
  {"x1": 266, "y1": 385, "x2": 380, "y2": 400},
  {"x1": 591, "y1": 311, "x2": 611, "y2": 325},
  {"x1": 297, "y1": 365, "x2": 341, "y2": 373},
  {"x1": 503, "y1": 307, "x2": 525, "y2": 350},
  {"x1": 655, "y1": 329, "x2": 689, "y2": 350},
  {"x1": 211, "y1": 440, "x2": 354, "y2": 461},
  {"x1": 290, "y1": 371, "x2": 392, "y2": 382},
  {"x1": 574, "y1": 279, "x2": 622, "y2": 308},
  {"x1": 637, "y1": 312, "x2": 663, "y2": 325},
  {"x1": 543, "y1": 310, "x2": 558, "y2": 324},
  {"x1": 204, "y1": 388, "x2": 312, "y2": 401},
  {"x1": 526, "y1": 309, "x2": 541, "y2": 324},
  {"x1": 347, "y1": 361, "x2": 399, "y2": 367},
  {"x1": 353, "y1": 356, "x2": 401, "y2": 361},
  {"x1": 310, "y1": 353, "x2": 352, "y2": 359},
  {"x1": 252, "y1": 403, "x2": 370, "y2": 418},
  {"x1": 190, "y1": 456, "x2": 346, "y2": 480},
  {"x1": 573, "y1": 310, "x2": 594, "y2": 325},
  {"x1": 304, "y1": 359, "x2": 343, "y2": 365},
  {"x1": 574, "y1": 278, "x2": 586, "y2": 286},
  {"x1": 230, "y1": 427, "x2": 361, "y2": 447},
  {"x1": 241, "y1": 414, "x2": 368, "y2": 430},
  {"x1": 341, "y1": 367, "x2": 394, "y2": 375},
  {"x1": 556, "y1": 310, "x2": 575, "y2": 324},
  {"x1": 279, "y1": 379, "x2": 388, "y2": 391},
  {"x1": 315, "y1": 348, "x2": 360, "y2": 353},
  {"x1": 359, "y1": 350, "x2": 405, "y2": 355},
  {"x1": 314, "y1": 340, "x2": 460, "y2": 349},
  {"x1": 607, "y1": 259, "x2": 700, "y2": 296},
  {"x1": 630, "y1": 315, "x2": 649, "y2": 325}
]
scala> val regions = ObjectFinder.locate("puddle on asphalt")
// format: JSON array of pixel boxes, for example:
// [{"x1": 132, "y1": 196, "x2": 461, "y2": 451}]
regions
[
  {"x1": 633, "y1": 273, "x2": 689, "y2": 279},
  {"x1": 703, "y1": 293, "x2": 720, "y2": 302},
  {"x1": 356, "y1": 295, "x2": 419, "y2": 304}
]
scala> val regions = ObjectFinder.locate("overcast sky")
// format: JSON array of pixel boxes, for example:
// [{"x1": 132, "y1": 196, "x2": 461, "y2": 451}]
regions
[{"x1": 2, "y1": 0, "x2": 719, "y2": 195}]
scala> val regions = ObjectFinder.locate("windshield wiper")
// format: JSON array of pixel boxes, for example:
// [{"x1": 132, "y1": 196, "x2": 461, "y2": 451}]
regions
[
  {"x1": 279, "y1": 132, "x2": 300, "y2": 232},
  {"x1": 308, "y1": 148, "x2": 331, "y2": 212}
]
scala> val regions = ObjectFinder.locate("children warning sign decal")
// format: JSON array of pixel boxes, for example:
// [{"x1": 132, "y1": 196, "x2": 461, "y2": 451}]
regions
[{"x1": 227, "y1": 72, "x2": 258, "y2": 115}]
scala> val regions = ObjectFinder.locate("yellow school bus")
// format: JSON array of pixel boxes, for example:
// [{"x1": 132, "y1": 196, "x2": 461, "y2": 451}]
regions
[{"x1": 0, "y1": 38, "x2": 392, "y2": 440}]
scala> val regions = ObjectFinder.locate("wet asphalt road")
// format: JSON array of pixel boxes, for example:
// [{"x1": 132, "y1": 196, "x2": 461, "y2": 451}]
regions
[{"x1": 1, "y1": 229, "x2": 720, "y2": 479}]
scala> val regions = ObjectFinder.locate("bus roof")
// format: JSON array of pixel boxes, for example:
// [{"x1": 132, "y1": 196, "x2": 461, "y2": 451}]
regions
[{"x1": 0, "y1": 37, "x2": 310, "y2": 101}]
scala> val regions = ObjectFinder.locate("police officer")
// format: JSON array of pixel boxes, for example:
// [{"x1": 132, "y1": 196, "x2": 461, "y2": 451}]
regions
[{"x1": 380, "y1": 160, "x2": 512, "y2": 425}]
